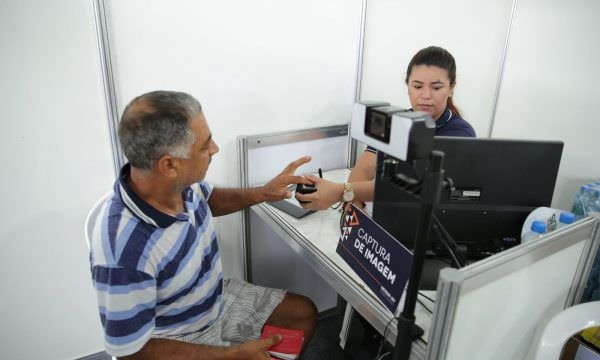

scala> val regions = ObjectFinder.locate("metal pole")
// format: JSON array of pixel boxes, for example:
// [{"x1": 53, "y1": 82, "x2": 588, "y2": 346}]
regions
[
  {"x1": 393, "y1": 151, "x2": 444, "y2": 360},
  {"x1": 353, "y1": 0, "x2": 368, "y2": 103},
  {"x1": 92, "y1": 0, "x2": 125, "y2": 176},
  {"x1": 348, "y1": 0, "x2": 369, "y2": 168},
  {"x1": 237, "y1": 138, "x2": 251, "y2": 282},
  {"x1": 487, "y1": 0, "x2": 519, "y2": 138}
]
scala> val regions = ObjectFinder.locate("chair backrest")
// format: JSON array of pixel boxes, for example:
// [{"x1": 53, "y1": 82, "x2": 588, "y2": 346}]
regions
[
  {"x1": 84, "y1": 191, "x2": 112, "y2": 250},
  {"x1": 533, "y1": 301, "x2": 600, "y2": 360}
]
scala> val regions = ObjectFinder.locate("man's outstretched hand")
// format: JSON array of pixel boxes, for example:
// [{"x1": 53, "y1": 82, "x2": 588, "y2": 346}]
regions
[{"x1": 259, "y1": 156, "x2": 312, "y2": 202}]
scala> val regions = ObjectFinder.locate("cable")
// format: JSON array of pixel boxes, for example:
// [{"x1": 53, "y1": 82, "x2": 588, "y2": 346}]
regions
[
  {"x1": 417, "y1": 298, "x2": 433, "y2": 314},
  {"x1": 373, "y1": 300, "x2": 432, "y2": 360},
  {"x1": 417, "y1": 291, "x2": 435, "y2": 303},
  {"x1": 432, "y1": 215, "x2": 467, "y2": 267},
  {"x1": 375, "y1": 315, "x2": 395, "y2": 360},
  {"x1": 433, "y1": 215, "x2": 467, "y2": 268},
  {"x1": 431, "y1": 222, "x2": 462, "y2": 268},
  {"x1": 376, "y1": 351, "x2": 391, "y2": 360}
]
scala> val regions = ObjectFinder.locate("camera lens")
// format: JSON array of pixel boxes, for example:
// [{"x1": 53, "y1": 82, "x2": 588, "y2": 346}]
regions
[{"x1": 369, "y1": 112, "x2": 387, "y2": 138}]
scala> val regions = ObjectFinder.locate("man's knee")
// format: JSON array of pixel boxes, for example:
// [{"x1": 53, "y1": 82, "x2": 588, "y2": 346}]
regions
[
  {"x1": 270, "y1": 292, "x2": 318, "y2": 327},
  {"x1": 294, "y1": 293, "x2": 318, "y2": 324}
]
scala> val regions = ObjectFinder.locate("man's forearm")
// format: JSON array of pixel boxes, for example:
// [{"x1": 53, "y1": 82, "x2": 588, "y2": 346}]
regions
[
  {"x1": 208, "y1": 187, "x2": 265, "y2": 216},
  {"x1": 207, "y1": 155, "x2": 310, "y2": 216},
  {"x1": 119, "y1": 332, "x2": 280, "y2": 360}
]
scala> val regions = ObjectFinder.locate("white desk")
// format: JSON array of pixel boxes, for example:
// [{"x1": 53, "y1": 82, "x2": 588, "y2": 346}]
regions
[{"x1": 250, "y1": 169, "x2": 432, "y2": 359}]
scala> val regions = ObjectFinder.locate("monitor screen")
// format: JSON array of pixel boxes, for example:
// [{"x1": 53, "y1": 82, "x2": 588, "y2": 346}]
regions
[{"x1": 372, "y1": 136, "x2": 564, "y2": 265}]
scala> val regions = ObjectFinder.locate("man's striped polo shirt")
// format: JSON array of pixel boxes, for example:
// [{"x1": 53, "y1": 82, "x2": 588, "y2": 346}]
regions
[{"x1": 89, "y1": 164, "x2": 224, "y2": 357}]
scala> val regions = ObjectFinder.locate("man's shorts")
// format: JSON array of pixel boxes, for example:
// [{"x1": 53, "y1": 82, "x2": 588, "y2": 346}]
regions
[{"x1": 154, "y1": 278, "x2": 286, "y2": 346}]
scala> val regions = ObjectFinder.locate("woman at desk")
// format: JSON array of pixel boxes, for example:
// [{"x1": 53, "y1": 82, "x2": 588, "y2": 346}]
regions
[{"x1": 296, "y1": 45, "x2": 476, "y2": 210}]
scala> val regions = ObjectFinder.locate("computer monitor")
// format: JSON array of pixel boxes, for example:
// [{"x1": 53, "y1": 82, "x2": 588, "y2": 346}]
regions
[{"x1": 372, "y1": 136, "x2": 564, "y2": 265}]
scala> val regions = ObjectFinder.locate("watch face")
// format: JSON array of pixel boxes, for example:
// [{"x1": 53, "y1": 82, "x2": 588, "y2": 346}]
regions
[{"x1": 343, "y1": 188, "x2": 354, "y2": 202}]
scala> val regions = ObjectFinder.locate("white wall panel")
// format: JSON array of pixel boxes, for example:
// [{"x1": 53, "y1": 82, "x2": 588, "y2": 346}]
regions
[
  {"x1": 247, "y1": 137, "x2": 349, "y2": 186},
  {"x1": 446, "y1": 241, "x2": 585, "y2": 359},
  {"x1": 106, "y1": 0, "x2": 362, "y2": 278},
  {"x1": 0, "y1": 0, "x2": 113, "y2": 358},
  {"x1": 360, "y1": 0, "x2": 513, "y2": 137},
  {"x1": 492, "y1": 0, "x2": 600, "y2": 209}
]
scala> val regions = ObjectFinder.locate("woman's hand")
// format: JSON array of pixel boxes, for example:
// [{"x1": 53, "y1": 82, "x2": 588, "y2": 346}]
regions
[{"x1": 295, "y1": 175, "x2": 344, "y2": 210}]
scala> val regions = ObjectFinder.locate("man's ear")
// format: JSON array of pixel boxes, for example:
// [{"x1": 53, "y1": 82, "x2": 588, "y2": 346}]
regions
[{"x1": 156, "y1": 155, "x2": 178, "y2": 178}]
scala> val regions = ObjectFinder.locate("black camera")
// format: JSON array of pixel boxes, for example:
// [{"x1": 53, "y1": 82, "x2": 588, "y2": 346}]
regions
[
  {"x1": 296, "y1": 183, "x2": 317, "y2": 195},
  {"x1": 295, "y1": 183, "x2": 317, "y2": 204},
  {"x1": 364, "y1": 105, "x2": 404, "y2": 144},
  {"x1": 351, "y1": 101, "x2": 435, "y2": 161}
]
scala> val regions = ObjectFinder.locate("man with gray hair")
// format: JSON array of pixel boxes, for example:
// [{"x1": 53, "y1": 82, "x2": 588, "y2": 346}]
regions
[{"x1": 89, "y1": 90, "x2": 317, "y2": 359}]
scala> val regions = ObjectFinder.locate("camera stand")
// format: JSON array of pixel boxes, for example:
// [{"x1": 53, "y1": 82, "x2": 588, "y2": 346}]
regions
[{"x1": 391, "y1": 150, "x2": 445, "y2": 360}]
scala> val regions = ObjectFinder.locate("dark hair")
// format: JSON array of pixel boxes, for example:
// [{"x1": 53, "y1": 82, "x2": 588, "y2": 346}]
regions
[
  {"x1": 118, "y1": 91, "x2": 202, "y2": 170},
  {"x1": 405, "y1": 46, "x2": 460, "y2": 116}
]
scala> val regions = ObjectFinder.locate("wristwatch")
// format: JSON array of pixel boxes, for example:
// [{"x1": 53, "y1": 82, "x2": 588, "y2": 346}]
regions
[{"x1": 342, "y1": 183, "x2": 355, "y2": 202}]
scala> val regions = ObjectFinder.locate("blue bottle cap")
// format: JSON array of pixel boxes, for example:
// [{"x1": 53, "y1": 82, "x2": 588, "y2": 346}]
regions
[
  {"x1": 559, "y1": 212, "x2": 575, "y2": 224},
  {"x1": 531, "y1": 220, "x2": 547, "y2": 234}
]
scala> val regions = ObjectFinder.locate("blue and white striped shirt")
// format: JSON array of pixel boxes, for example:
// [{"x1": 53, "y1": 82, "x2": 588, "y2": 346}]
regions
[{"x1": 89, "y1": 164, "x2": 223, "y2": 356}]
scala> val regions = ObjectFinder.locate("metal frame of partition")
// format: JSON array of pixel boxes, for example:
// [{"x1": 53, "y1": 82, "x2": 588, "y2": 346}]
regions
[
  {"x1": 92, "y1": 2, "x2": 595, "y2": 359},
  {"x1": 487, "y1": 0, "x2": 520, "y2": 138},
  {"x1": 93, "y1": 0, "x2": 521, "y2": 177},
  {"x1": 94, "y1": 0, "x2": 369, "y2": 281},
  {"x1": 353, "y1": 0, "x2": 368, "y2": 104},
  {"x1": 348, "y1": 0, "x2": 369, "y2": 176},
  {"x1": 237, "y1": 124, "x2": 350, "y2": 281},
  {"x1": 426, "y1": 217, "x2": 600, "y2": 359},
  {"x1": 93, "y1": 0, "x2": 370, "y2": 180},
  {"x1": 350, "y1": 0, "x2": 519, "y2": 139},
  {"x1": 92, "y1": 0, "x2": 124, "y2": 176}
]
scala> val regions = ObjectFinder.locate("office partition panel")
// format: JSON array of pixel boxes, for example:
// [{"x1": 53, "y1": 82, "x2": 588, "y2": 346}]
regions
[
  {"x1": 102, "y1": 0, "x2": 363, "y2": 278},
  {"x1": 427, "y1": 217, "x2": 600, "y2": 360},
  {"x1": 1, "y1": 1, "x2": 114, "y2": 358},
  {"x1": 490, "y1": 0, "x2": 600, "y2": 210},
  {"x1": 238, "y1": 125, "x2": 350, "y2": 311},
  {"x1": 359, "y1": 0, "x2": 514, "y2": 137}
]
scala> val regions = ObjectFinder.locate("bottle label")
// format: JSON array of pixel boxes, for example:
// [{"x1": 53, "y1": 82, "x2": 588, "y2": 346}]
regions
[{"x1": 521, "y1": 207, "x2": 562, "y2": 239}]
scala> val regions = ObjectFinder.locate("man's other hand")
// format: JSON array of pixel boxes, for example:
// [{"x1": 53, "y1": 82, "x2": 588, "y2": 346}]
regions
[{"x1": 260, "y1": 156, "x2": 312, "y2": 202}]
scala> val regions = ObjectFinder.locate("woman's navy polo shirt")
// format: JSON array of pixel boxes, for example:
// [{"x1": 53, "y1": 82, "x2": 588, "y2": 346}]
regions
[{"x1": 434, "y1": 107, "x2": 476, "y2": 137}]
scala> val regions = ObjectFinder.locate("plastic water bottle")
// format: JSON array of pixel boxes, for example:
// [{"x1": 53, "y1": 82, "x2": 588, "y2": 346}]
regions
[
  {"x1": 589, "y1": 189, "x2": 600, "y2": 218},
  {"x1": 572, "y1": 185, "x2": 592, "y2": 218},
  {"x1": 521, "y1": 207, "x2": 560, "y2": 236},
  {"x1": 521, "y1": 220, "x2": 547, "y2": 244},
  {"x1": 556, "y1": 211, "x2": 575, "y2": 230}
]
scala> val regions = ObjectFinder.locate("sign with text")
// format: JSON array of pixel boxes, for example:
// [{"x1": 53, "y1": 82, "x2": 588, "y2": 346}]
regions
[{"x1": 336, "y1": 204, "x2": 413, "y2": 313}]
